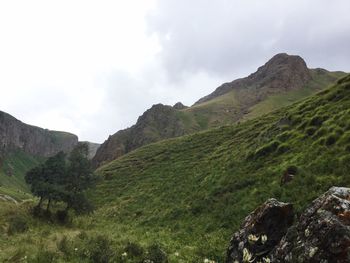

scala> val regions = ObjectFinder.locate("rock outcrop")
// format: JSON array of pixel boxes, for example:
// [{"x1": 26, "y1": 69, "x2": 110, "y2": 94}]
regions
[
  {"x1": 0, "y1": 110, "x2": 78, "y2": 158},
  {"x1": 195, "y1": 53, "x2": 311, "y2": 105},
  {"x1": 92, "y1": 104, "x2": 186, "y2": 167},
  {"x1": 226, "y1": 187, "x2": 350, "y2": 263},
  {"x1": 226, "y1": 199, "x2": 294, "y2": 263},
  {"x1": 272, "y1": 187, "x2": 350, "y2": 262}
]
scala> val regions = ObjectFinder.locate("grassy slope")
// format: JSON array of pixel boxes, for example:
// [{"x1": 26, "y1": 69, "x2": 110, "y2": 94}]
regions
[
  {"x1": 0, "y1": 151, "x2": 43, "y2": 200},
  {"x1": 179, "y1": 70, "x2": 346, "y2": 130},
  {"x1": 92, "y1": 74, "x2": 350, "y2": 261},
  {"x1": 1, "y1": 75, "x2": 349, "y2": 262}
]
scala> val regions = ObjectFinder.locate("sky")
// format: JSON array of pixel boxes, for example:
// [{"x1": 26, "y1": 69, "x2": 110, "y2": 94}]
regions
[{"x1": 0, "y1": 0, "x2": 350, "y2": 143}]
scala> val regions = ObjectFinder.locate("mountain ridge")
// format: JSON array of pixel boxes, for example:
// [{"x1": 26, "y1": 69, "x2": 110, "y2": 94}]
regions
[{"x1": 93, "y1": 53, "x2": 346, "y2": 167}]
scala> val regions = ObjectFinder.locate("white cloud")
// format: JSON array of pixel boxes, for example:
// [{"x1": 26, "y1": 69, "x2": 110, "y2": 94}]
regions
[{"x1": 0, "y1": 0, "x2": 349, "y2": 143}]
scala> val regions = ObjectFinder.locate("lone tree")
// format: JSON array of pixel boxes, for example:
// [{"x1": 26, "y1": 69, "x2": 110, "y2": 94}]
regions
[
  {"x1": 25, "y1": 142, "x2": 96, "y2": 215},
  {"x1": 25, "y1": 151, "x2": 66, "y2": 211},
  {"x1": 64, "y1": 142, "x2": 96, "y2": 214}
]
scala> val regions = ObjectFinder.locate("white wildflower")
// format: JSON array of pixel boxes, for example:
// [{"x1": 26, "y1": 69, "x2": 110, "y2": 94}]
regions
[
  {"x1": 248, "y1": 234, "x2": 259, "y2": 243},
  {"x1": 174, "y1": 252, "x2": 179, "y2": 256},
  {"x1": 261, "y1": 234, "x2": 268, "y2": 244},
  {"x1": 122, "y1": 252, "x2": 127, "y2": 257},
  {"x1": 243, "y1": 248, "x2": 255, "y2": 263},
  {"x1": 309, "y1": 247, "x2": 318, "y2": 258}
]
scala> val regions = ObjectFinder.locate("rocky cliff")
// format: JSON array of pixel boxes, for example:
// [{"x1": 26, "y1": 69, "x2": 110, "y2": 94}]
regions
[
  {"x1": 0, "y1": 110, "x2": 78, "y2": 158},
  {"x1": 92, "y1": 104, "x2": 185, "y2": 167}
]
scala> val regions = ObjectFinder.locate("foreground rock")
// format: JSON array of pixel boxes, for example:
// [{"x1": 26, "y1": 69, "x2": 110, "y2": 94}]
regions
[
  {"x1": 226, "y1": 199, "x2": 294, "y2": 263},
  {"x1": 272, "y1": 187, "x2": 350, "y2": 262},
  {"x1": 226, "y1": 187, "x2": 350, "y2": 263}
]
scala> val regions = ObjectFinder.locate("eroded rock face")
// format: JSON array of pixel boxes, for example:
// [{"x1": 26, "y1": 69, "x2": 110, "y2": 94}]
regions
[
  {"x1": 92, "y1": 104, "x2": 186, "y2": 167},
  {"x1": 272, "y1": 187, "x2": 350, "y2": 263},
  {"x1": 0, "y1": 110, "x2": 78, "y2": 157},
  {"x1": 226, "y1": 199, "x2": 294, "y2": 263}
]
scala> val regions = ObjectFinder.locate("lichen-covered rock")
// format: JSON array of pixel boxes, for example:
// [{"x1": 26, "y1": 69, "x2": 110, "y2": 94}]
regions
[
  {"x1": 272, "y1": 187, "x2": 350, "y2": 263},
  {"x1": 226, "y1": 198, "x2": 294, "y2": 263}
]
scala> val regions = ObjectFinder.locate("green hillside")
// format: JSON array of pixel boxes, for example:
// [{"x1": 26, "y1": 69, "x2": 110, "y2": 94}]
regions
[
  {"x1": 1, "y1": 75, "x2": 349, "y2": 262},
  {"x1": 0, "y1": 151, "x2": 43, "y2": 200},
  {"x1": 180, "y1": 69, "x2": 345, "y2": 129},
  {"x1": 92, "y1": 74, "x2": 350, "y2": 261}
]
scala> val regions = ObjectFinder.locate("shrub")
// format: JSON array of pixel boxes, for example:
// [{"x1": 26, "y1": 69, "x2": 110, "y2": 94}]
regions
[
  {"x1": 124, "y1": 241, "x2": 144, "y2": 258},
  {"x1": 81, "y1": 234, "x2": 116, "y2": 263},
  {"x1": 325, "y1": 133, "x2": 338, "y2": 146},
  {"x1": 145, "y1": 244, "x2": 168, "y2": 263},
  {"x1": 7, "y1": 215, "x2": 29, "y2": 235}
]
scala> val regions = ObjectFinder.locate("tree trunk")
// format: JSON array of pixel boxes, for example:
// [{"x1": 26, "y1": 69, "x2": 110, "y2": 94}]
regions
[{"x1": 46, "y1": 198, "x2": 51, "y2": 212}]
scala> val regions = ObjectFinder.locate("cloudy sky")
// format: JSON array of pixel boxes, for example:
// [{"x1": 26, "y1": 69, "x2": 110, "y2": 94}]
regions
[{"x1": 1, "y1": 0, "x2": 349, "y2": 143}]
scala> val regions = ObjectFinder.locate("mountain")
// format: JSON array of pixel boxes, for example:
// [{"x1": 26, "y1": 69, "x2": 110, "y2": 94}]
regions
[
  {"x1": 0, "y1": 110, "x2": 78, "y2": 195},
  {"x1": 90, "y1": 74, "x2": 350, "y2": 261},
  {"x1": 93, "y1": 53, "x2": 346, "y2": 167},
  {"x1": 0, "y1": 110, "x2": 78, "y2": 157}
]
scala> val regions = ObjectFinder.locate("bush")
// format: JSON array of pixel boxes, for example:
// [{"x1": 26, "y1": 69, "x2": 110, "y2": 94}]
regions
[
  {"x1": 81, "y1": 234, "x2": 116, "y2": 263},
  {"x1": 124, "y1": 241, "x2": 144, "y2": 258},
  {"x1": 325, "y1": 133, "x2": 338, "y2": 146},
  {"x1": 7, "y1": 215, "x2": 29, "y2": 235},
  {"x1": 145, "y1": 244, "x2": 168, "y2": 263}
]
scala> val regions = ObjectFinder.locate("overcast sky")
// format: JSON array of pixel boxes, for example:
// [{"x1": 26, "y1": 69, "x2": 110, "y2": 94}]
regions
[{"x1": 1, "y1": 0, "x2": 349, "y2": 143}]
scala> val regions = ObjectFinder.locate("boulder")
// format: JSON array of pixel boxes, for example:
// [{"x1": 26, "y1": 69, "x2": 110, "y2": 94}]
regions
[
  {"x1": 226, "y1": 198, "x2": 294, "y2": 263},
  {"x1": 272, "y1": 187, "x2": 350, "y2": 263}
]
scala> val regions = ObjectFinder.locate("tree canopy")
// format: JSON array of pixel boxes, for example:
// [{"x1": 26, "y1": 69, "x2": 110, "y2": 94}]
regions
[{"x1": 25, "y1": 142, "x2": 96, "y2": 214}]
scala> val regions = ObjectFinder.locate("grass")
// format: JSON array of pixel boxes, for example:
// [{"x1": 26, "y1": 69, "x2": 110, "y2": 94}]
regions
[
  {"x1": 0, "y1": 74, "x2": 349, "y2": 262},
  {"x1": 0, "y1": 151, "x2": 44, "y2": 199},
  {"x1": 92, "y1": 74, "x2": 350, "y2": 261}
]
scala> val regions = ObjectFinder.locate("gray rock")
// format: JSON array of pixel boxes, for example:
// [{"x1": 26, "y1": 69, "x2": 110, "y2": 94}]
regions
[
  {"x1": 226, "y1": 198, "x2": 294, "y2": 263},
  {"x1": 0, "y1": 110, "x2": 78, "y2": 158},
  {"x1": 272, "y1": 187, "x2": 350, "y2": 263}
]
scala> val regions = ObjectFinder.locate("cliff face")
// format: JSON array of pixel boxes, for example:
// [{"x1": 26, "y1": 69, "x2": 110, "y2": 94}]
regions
[
  {"x1": 92, "y1": 104, "x2": 185, "y2": 167},
  {"x1": 0, "y1": 110, "x2": 78, "y2": 158}
]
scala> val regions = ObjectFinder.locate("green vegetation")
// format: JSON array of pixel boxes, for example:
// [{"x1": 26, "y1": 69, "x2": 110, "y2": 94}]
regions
[
  {"x1": 26, "y1": 143, "x2": 96, "y2": 215},
  {"x1": 0, "y1": 74, "x2": 349, "y2": 262},
  {"x1": 0, "y1": 151, "x2": 43, "y2": 200}
]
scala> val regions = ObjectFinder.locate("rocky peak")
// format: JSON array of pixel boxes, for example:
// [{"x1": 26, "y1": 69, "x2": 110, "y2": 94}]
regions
[
  {"x1": 195, "y1": 53, "x2": 312, "y2": 105},
  {"x1": 173, "y1": 102, "x2": 188, "y2": 110}
]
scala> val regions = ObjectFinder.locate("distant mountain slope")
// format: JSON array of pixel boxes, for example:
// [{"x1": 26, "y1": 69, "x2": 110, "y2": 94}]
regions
[
  {"x1": 93, "y1": 74, "x2": 350, "y2": 260},
  {"x1": 0, "y1": 110, "x2": 79, "y2": 196},
  {"x1": 93, "y1": 53, "x2": 346, "y2": 167},
  {"x1": 0, "y1": 110, "x2": 78, "y2": 157}
]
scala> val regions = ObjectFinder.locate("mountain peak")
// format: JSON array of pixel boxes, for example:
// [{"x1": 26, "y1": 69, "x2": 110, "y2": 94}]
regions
[{"x1": 195, "y1": 53, "x2": 311, "y2": 105}]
